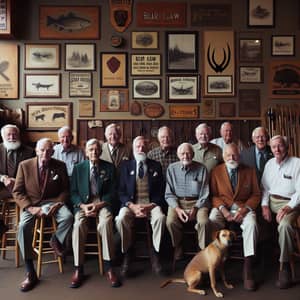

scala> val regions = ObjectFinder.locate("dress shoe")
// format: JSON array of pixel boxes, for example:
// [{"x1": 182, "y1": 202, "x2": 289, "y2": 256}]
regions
[
  {"x1": 70, "y1": 269, "x2": 84, "y2": 288},
  {"x1": 151, "y1": 251, "x2": 162, "y2": 275},
  {"x1": 276, "y1": 263, "x2": 291, "y2": 289},
  {"x1": 106, "y1": 268, "x2": 121, "y2": 288},
  {"x1": 120, "y1": 253, "x2": 131, "y2": 277},
  {"x1": 20, "y1": 271, "x2": 38, "y2": 292},
  {"x1": 243, "y1": 257, "x2": 256, "y2": 291},
  {"x1": 50, "y1": 235, "x2": 64, "y2": 257}
]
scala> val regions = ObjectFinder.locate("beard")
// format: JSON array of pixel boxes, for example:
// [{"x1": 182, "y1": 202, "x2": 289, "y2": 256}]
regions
[
  {"x1": 134, "y1": 152, "x2": 146, "y2": 162},
  {"x1": 181, "y1": 159, "x2": 192, "y2": 166},
  {"x1": 225, "y1": 160, "x2": 239, "y2": 170},
  {"x1": 3, "y1": 140, "x2": 21, "y2": 151}
]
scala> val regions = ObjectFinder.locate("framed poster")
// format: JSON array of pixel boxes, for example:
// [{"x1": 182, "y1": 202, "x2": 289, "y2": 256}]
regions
[
  {"x1": 169, "y1": 105, "x2": 199, "y2": 119},
  {"x1": 131, "y1": 31, "x2": 159, "y2": 49},
  {"x1": 100, "y1": 89, "x2": 129, "y2": 112},
  {"x1": 24, "y1": 43, "x2": 60, "y2": 70},
  {"x1": 166, "y1": 31, "x2": 198, "y2": 72},
  {"x1": 219, "y1": 102, "x2": 236, "y2": 117},
  {"x1": 0, "y1": 0, "x2": 14, "y2": 37},
  {"x1": 271, "y1": 35, "x2": 295, "y2": 56},
  {"x1": 239, "y1": 39, "x2": 263, "y2": 63},
  {"x1": 69, "y1": 72, "x2": 92, "y2": 97},
  {"x1": 65, "y1": 43, "x2": 95, "y2": 71},
  {"x1": 248, "y1": 0, "x2": 274, "y2": 27},
  {"x1": 39, "y1": 6, "x2": 100, "y2": 40},
  {"x1": 167, "y1": 75, "x2": 199, "y2": 102},
  {"x1": 78, "y1": 100, "x2": 94, "y2": 117},
  {"x1": 0, "y1": 42, "x2": 18, "y2": 99},
  {"x1": 239, "y1": 66, "x2": 263, "y2": 83},
  {"x1": 26, "y1": 102, "x2": 72, "y2": 130},
  {"x1": 239, "y1": 89, "x2": 261, "y2": 117},
  {"x1": 24, "y1": 73, "x2": 61, "y2": 98},
  {"x1": 130, "y1": 54, "x2": 161, "y2": 76},
  {"x1": 132, "y1": 79, "x2": 161, "y2": 99},
  {"x1": 207, "y1": 75, "x2": 233, "y2": 95},
  {"x1": 100, "y1": 52, "x2": 128, "y2": 88},
  {"x1": 201, "y1": 99, "x2": 215, "y2": 118}
]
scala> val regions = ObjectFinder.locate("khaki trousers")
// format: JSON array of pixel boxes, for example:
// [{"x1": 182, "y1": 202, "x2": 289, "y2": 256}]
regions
[
  {"x1": 166, "y1": 200, "x2": 209, "y2": 250},
  {"x1": 72, "y1": 207, "x2": 114, "y2": 265},
  {"x1": 270, "y1": 196, "x2": 299, "y2": 262},
  {"x1": 115, "y1": 206, "x2": 166, "y2": 253}
]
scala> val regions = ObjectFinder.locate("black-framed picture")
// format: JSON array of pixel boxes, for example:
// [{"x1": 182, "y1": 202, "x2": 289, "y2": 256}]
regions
[
  {"x1": 207, "y1": 75, "x2": 233, "y2": 95},
  {"x1": 130, "y1": 54, "x2": 161, "y2": 76},
  {"x1": 271, "y1": 35, "x2": 295, "y2": 56},
  {"x1": 65, "y1": 43, "x2": 96, "y2": 71},
  {"x1": 69, "y1": 72, "x2": 92, "y2": 97},
  {"x1": 248, "y1": 0, "x2": 274, "y2": 27},
  {"x1": 166, "y1": 31, "x2": 198, "y2": 72},
  {"x1": 132, "y1": 79, "x2": 161, "y2": 99},
  {"x1": 131, "y1": 31, "x2": 159, "y2": 49},
  {"x1": 239, "y1": 39, "x2": 263, "y2": 63},
  {"x1": 167, "y1": 75, "x2": 199, "y2": 103},
  {"x1": 239, "y1": 66, "x2": 263, "y2": 83}
]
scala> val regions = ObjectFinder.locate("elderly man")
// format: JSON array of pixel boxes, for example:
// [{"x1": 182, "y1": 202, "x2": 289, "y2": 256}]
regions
[
  {"x1": 165, "y1": 143, "x2": 210, "y2": 260},
  {"x1": 147, "y1": 126, "x2": 178, "y2": 177},
  {"x1": 192, "y1": 123, "x2": 222, "y2": 174},
  {"x1": 116, "y1": 136, "x2": 166, "y2": 276},
  {"x1": 13, "y1": 138, "x2": 73, "y2": 292},
  {"x1": 240, "y1": 126, "x2": 273, "y2": 182},
  {"x1": 209, "y1": 143, "x2": 261, "y2": 291},
  {"x1": 70, "y1": 138, "x2": 120, "y2": 288},
  {"x1": 211, "y1": 122, "x2": 244, "y2": 151},
  {"x1": 261, "y1": 135, "x2": 300, "y2": 289},
  {"x1": 52, "y1": 126, "x2": 85, "y2": 177}
]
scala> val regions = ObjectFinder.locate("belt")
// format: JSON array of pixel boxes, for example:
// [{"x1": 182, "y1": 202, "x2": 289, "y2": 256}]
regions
[
  {"x1": 178, "y1": 197, "x2": 198, "y2": 201},
  {"x1": 270, "y1": 194, "x2": 291, "y2": 201}
]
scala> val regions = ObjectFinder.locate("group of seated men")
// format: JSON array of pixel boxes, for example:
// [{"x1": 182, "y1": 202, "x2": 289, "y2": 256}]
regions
[{"x1": 0, "y1": 121, "x2": 299, "y2": 293}]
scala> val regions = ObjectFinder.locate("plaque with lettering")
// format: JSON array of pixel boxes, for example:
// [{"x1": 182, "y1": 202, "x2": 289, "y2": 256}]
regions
[
  {"x1": 131, "y1": 54, "x2": 161, "y2": 76},
  {"x1": 169, "y1": 105, "x2": 199, "y2": 119}
]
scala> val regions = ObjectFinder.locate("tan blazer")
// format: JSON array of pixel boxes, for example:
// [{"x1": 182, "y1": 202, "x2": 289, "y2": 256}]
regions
[
  {"x1": 210, "y1": 163, "x2": 261, "y2": 210},
  {"x1": 13, "y1": 157, "x2": 69, "y2": 211}
]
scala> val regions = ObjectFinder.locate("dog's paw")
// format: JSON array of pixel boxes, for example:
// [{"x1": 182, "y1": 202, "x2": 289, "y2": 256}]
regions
[
  {"x1": 215, "y1": 291, "x2": 224, "y2": 298},
  {"x1": 225, "y1": 283, "x2": 234, "y2": 289}
]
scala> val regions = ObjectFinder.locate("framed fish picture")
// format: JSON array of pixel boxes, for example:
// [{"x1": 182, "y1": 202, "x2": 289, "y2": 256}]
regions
[{"x1": 39, "y1": 6, "x2": 100, "y2": 40}]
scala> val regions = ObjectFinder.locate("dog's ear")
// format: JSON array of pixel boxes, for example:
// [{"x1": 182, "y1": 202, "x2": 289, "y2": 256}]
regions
[
  {"x1": 230, "y1": 231, "x2": 237, "y2": 240},
  {"x1": 213, "y1": 230, "x2": 221, "y2": 241}
]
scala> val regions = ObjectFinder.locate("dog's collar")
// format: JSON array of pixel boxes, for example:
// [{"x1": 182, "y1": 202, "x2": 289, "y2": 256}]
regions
[{"x1": 213, "y1": 239, "x2": 223, "y2": 252}]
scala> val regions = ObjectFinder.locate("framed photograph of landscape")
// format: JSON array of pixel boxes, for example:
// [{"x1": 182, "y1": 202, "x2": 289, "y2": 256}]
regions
[
  {"x1": 130, "y1": 54, "x2": 161, "y2": 76},
  {"x1": 25, "y1": 43, "x2": 60, "y2": 70},
  {"x1": 65, "y1": 43, "x2": 95, "y2": 71},
  {"x1": 100, "y1": 89, "x2": 129, "y2": 112},
  {"x1": 78, "y1": 100, "x2": 94, "y2": 117},
  {"x1": 132, "y1": 78, "x2": 161, "y2": 99},
  {"x1": 24, "y1": 73, "x2": 61, "y2": 98},
  {"x1": 207, "y1": 75, "x2": 233, "y2": 95},
  {"x1": 167, "y1": 75, "x2": 199, "y2": 102},
  {"x1": 69, "y1": 72, "x2": 92, "y2": 97},
  {"x1": 240, "y1": 66, "x2": 263, "y2": 83},
  {"x1": 39, "y1": 6, "x2": 100, "y2": 40},
  {"x1": 271, "y1": 35, "x2": 295, "y2": 56},
  {"x1": 248, "y1": 0, "x2": 274, "y2": 27},
  {"x1": 239, "y1": 39, "x2": 262, "y2": 63},
  {"x1": 131, "y1": 31, "x2": 159, "y2": 49},
  {"x1": 239, "y1": 89, "x2": 261, "y2": 117},
  {"x1": 26, "y1": 102, "x2": 72, "y2": 130},
  {"x1": 166, "y1": 31, "x2": 198, "y2": 72}
]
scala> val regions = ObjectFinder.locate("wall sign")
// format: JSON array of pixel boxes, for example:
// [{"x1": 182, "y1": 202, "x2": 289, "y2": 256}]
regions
[{"x1": 130, "y1": 54, "x2": 161, "y2": 76}]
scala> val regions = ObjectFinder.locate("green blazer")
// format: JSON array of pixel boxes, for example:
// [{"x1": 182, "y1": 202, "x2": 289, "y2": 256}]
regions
[{"x1": 70, "y1": 159, "x2": 116, "y2": 213}]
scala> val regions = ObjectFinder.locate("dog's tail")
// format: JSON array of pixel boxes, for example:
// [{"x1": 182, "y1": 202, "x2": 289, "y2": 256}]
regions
[{"x1": 160, "y1": 278, "x2": 185, "y2": 288}]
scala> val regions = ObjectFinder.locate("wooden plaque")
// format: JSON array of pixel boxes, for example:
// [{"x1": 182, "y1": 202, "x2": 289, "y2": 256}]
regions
[{"x1": 169, "y1": 105, "x2": 199, "y2": 119}]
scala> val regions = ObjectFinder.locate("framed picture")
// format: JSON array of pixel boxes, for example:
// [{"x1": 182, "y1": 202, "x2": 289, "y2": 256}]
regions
[
  {"x1": 24, "y1": 73, "x2": 61, "y2": 98},
  {"x1": 239, "y1": 89, "x2": 261, "y2": 117},
  {"x1": 240, "y1": 66, "x2": 263, "y2": 83},
  {"x1": 207, "y1": 75, "x2": 233, "y2": 95},
  {"x1": 248, "y1": 0, "x2": 274, "y2": 27},
  {"x1": 131, "y1": 31, "x2": 159, "y2": 49},
  {"x1": 65, "y1": 43, "x2": 95, "y2": 71},
  {"x1": 167, "y1": 75, "x2": 199, "y2": 102},
  {"x1": 130, "y1": 54, "x2": 161, "y2": 76},
  {"x1": 201, "y1": 99, "x2": 215, "y2": 118},
  {"x1": 78, "y1": 100, "x2": 94, "y2": 117},
  {"x1": 0, "y1": 42, "x2": 18, "y2": 99},
  {"x1": 100, "y1": 89, "x2": 129, "y2": 112},
  {"x1": 39, "y1": 6, "x2": 100, "y2": 40},
  {"x1": 271, "y1": 35, "x2": 295, "y2": 56},
  {"x1": 24, "y1": 43, "x2": 60, "y2": 70},
  {"x1": 69, "y1": 72, "x2": 92, "y2": 97},
  {"x1": 239, "y1": 39, "x2": 263, "y2": 63},
  {"x1": 100, "y1": 52, "x2": 128, "y2": 88},
  {"x1": 166, "y1": 31, "x2": 198, "y2": 72},
  {"x1": 132, "y1": 79, "x2": 161, "y2": 99},
  {"x1": 169, "y1": 105, "x2": 199, "y2": 119},
  {"x1": 219, "y1": 102, "x2": 236, "y2": 118},
  {"x1": 26, "y1": 102, "x2": 72, "y2": 130},
  {"x1": 0, "y1": 0, "x2": 14, "y2": 37}
]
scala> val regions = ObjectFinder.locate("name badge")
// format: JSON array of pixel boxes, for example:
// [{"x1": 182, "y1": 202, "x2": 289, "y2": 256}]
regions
[{"x1": 283, "y1": 174, "x2": 292, "y2": 180}]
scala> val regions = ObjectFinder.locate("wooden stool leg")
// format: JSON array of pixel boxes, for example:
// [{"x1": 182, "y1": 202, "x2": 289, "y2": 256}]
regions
[
  {"x1": 15, "y1": 205, "x2": 20, "y2": 267},
  {"x1": 36, "y1": 217, "x2": 44, "y2": 278},
  {"x1": 1, "y1": 202, "x2": 9, "y2": 259},
  {"x1": 96, "y1": 220, "x2": 103, "y2": 275}
]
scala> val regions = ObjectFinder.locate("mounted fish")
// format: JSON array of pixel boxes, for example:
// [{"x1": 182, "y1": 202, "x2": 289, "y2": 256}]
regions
[{"x1": 109, "y1": 0, "x2": 133, "y2": 32}]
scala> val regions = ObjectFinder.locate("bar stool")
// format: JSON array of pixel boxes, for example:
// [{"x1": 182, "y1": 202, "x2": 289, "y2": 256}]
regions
[
  {"x1": 134, "y1": 217, "x2": 153, "y2": 260},
  {"x1": 0, "y1": 198, "x2": 20, "y2": 267},
  {"x1": 32, "y1": 215, "x2": 63, "y2": 278}
]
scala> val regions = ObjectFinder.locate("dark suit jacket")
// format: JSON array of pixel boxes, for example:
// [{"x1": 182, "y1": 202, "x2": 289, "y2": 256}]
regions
[
  {"x1": 240, "y1": 145, "x2": 273, "y2": 182},
  {"x1": 210, "y1": 163, "x2": 261, "y2": 210},
  {"x1": 70, "y1": 159, "x2": 116, "y2": 213},
  {"x1": 119, "y1": 158, "x2": 164, "y2": 207},
  {"x1": 13, "y1": 157, "x2": 69, "y2": 211}
]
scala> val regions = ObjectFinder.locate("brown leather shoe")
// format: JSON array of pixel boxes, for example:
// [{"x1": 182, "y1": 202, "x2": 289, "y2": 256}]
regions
[
  {"x1": 106, "y1": 269, "x2": 121, "y2": 288},
  {"x1": 276, "y1": 263, "x2": 291, "y2": 289},
  {"x1": 20, "y1": 271, "x2": 39, "y2": 292},
  {"x1": 243, "y1": 257, "x2": 256, "y2": 291},
  {"x1": 50, "y1": 235, "x2": 64, "y2": 257},
  {"x1": 70, "y1": 269, "x2": 84, "y2": 288},
  {"x1": 120, "y1": 253, "x2": 131, "y2": 277},
  {"x1": 151, "y1": 252, "x2": 162, "y2": 275}
]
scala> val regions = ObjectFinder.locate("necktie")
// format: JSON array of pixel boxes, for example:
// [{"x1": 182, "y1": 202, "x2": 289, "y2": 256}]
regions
[
  {"x1": 39, "y1": 165, "x2": 46, "y2": 187},
  {"x1": 259, "y1": 151, "x2": 266, "y2": 172},
  {"x1": 111, "y1": 148, "x2": 117, "y2": 162},
  {"x1": 7, "y1": 150, "x2": 15, "y2": 177},
  {"x1": 91, "y1": 165, "x2": 98, "y2": 196},
  {"x1": 138, "y1": 161, "x2": 144, "y2": 179},
  {"x1": 230, "y1": 169, "x2": 237, "y2": 192}
]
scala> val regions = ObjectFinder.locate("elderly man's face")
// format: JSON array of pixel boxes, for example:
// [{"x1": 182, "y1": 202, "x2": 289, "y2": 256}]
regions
[
  {"x1": 3, "y1": 127, "x2": 19, "y2": 142},
  {"x1": 158, "y1": 128, "x2": 172, "y2": 150},
  {"x1": 106, "y1": 127, "x2": 121, "y2": 147},
  {"x1": 177, "y1": 145, "x2": 193, "y2": 166},
  {"x1": 59, "y1": 130, "x2": 73, "y2": 150},
  {"x1": 196, "y1": 127, "x2": 210, "y2": 145},
  {"x1": 252, "y1": 128, "x2": 268, "y2": 151},
  {"x1": 86, "y1": 143, "x2": 101, "y2": 164},
  {"x1": 134, "y1": 138, "x2": 147, "y2": 155},
  {"x1": 270, "y1": 138, "x2": 287, "y2": 163},
  {"x1": 221, "y1": 124, "x2": 233, "y2": 144},
  {"x1": 223, "y1": 145, "x2": 239, "y2": 169},
  {"x1": 36, "y1": 141, "x2": 54, "y2": 166}
]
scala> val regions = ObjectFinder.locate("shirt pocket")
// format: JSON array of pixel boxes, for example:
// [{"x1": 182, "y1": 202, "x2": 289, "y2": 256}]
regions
[{"x1": 190, "y1": 180, "x2": 201, "y2": 196}]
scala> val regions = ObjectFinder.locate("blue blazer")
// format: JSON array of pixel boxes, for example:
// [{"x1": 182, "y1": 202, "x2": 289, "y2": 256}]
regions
[{"x1": 119, "y1": 158, "x2": 164, "y2": 207}]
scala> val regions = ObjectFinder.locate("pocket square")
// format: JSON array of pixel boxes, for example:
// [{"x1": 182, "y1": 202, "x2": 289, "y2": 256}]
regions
[{"x1": 130, "y1": 170, "x2": 135, "y2": 175}]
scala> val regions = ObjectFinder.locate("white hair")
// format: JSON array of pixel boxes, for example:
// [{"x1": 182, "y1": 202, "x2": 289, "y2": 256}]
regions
[
  {"x1": 195, "y1": 123, "x2": 212, "y2": 135},
  {"x1": 36, "y1": 138, "x2": 53, "y2": 150},
  {"x1": 132, "y1": 136, "x2": 145, "y2": 148},
  {"x1": 57, "y1": 126, "x2": 72, "y2": 137},
  {"x1": 85, "y1": 138, "x2": 101, "y2": 150},
  {"x1": 1, "y1": 124, "x2": 20, "y2": 140},
  {"x1": 270, "y1": 135, "x2": 289, "y2": 149},
  {"x1": 177, "y1": 142, "x2": 194, "y2": 155},
  {"x1": 105, "y1": 123, "x2": 121, "y2": 138},
  {"x1": 157, "y1": 126, "x2": 173, "y2": 138}
]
